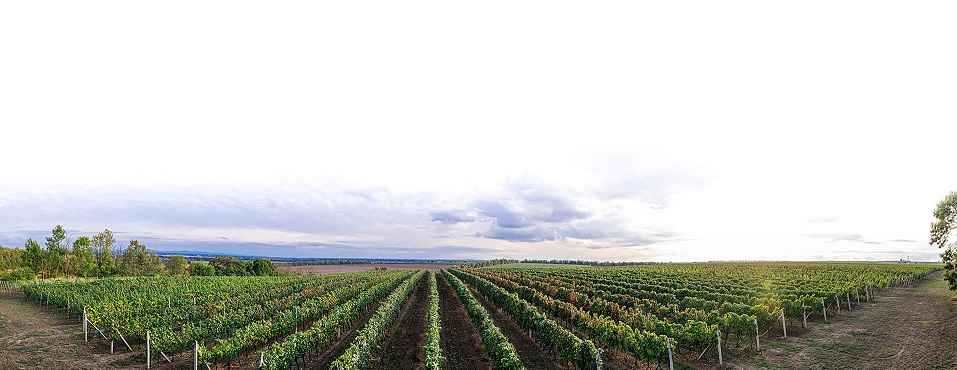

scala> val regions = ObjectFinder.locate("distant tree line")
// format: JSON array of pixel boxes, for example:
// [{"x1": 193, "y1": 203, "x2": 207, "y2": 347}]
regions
[
  {"x1": 457, "y1": 259, "x2": 519, "y2": 268},
  {"x1": 0, "y1": 225, "x2": 278, "y2": 281},
  {"x1": 520, "y1": 259, "x2": 658, "y2": 267}
]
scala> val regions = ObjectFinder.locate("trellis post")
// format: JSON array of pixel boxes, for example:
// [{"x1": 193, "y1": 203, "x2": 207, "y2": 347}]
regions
[
  {"x1": 194, "y1": 341, "x2": 198, "y2": 370},
  {"x1": 780, "y1": 309, "x2": 787, "y2": 338},
  {"x1": 147, "y1": 331, "x2": 151, "y2": 369},
  {"x1": 836, "y1": 295, "x2": 840, "y2": 314},
  {"x1": 716, "y1": 328, "x2": 723, "y2": 365},
  {"x1": 754, "y1": 317, "x2": 760, "y2": 351},
  {"x1": 846, "y1": 292, "x2": 851, "y2": 310},
  {"x1": 667, "y1": 338, "x2": 674, "y2": 370},
  {"x1": 822, "y1": 298, "x2": 827, "y2": 321}
]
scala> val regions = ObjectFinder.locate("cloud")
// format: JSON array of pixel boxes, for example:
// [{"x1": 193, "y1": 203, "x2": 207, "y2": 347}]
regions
[
  {"x1": 807, "y1": 216, "x2": 838, "y2": 223},
  {"x1": 889, "y1": 239, "x2": 917, "y2": 243},
  {"x1": 430, "y1": 210, "x2": 476, "y2": 224},
  {"x1": 805, "y1": 232, "x2": 882, "y2": 244}
]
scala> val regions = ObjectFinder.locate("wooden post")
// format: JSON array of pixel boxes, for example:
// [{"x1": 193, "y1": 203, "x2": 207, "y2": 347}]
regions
[
  {"x1": 836, "y1": 295, "x2": 840, "y2": 314},
  {"x1": 194, "y1": 341, "x2": 198, "y2": 370},
  {"x1": 596, "y1": 348, "x2": 602, "y2": 369},
  {"x1": 846, "y1": 292, "x2": 851, "y2": 310},
  {"x1": 260, "y1": 352, "x2": 265, "y2": 368},
  {"x1": 83, "y1": 308, "x2": 88, "y2": 342},
  {"x1": 147, "y1": 331, "x2": 151, "y2": 369},
  {"x1": 716, "y1": 328, "x2": 723, "y2": 365},
  {"x1": 856, "y1": 289, "x2": 861, "y2": 306},
  {"x1": 822, "y1": 298, "x2": 827, "y2": 321},
  {"x1": 780, "y1": 309, "x2": 787, "y2": 338},
  {"x1": 114, "y1": 325, "x2": 133, "y2": 351},
  {"x1": 754, "y1": 318, "x2": 760, "y2": 351},
  {"x1": 667, "y1": 338, "x2": 674, "y2": 370},
  {"x1": 802, "y1": 308, "x2": 807, "y2": 328},
  {"x1": 111, "y1": 340, "x2": 114, "y2": 354},
  {"x1": 865, "y1": 286, "x2": 870, "y2": 303}
]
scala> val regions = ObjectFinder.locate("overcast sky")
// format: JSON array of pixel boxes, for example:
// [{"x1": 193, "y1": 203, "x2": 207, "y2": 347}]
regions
[{"x1": 2, "y1": 0, "x2": 955, "y2": 261}]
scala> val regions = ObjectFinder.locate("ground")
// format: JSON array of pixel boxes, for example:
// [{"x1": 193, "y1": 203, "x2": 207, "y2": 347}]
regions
[{"x1": 279, "y1": 263, "x2": 455, "y2": 275}]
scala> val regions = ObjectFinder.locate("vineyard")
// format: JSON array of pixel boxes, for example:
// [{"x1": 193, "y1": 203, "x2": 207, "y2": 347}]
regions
[{"x1": 3, "y1": 262, "x2": 942, "y2": 369}]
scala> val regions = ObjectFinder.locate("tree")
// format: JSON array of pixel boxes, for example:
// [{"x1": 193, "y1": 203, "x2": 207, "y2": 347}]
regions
[
  {"x1": 118, "y1": 240, "x2": 163, "y2": 276},
  {"x1": 165, "y1": 255, "x2": 188, "y2": 276},
  {"x1": 92, "y1": 230, "x2": 116, "y2": 277},
  {"x1": 931, "y1": 191, "x2": 957, "y2": 290},
  {"x1": 190, "y1": 261, "x2": 215, "y2": 276},
  {"x1": 22, "y1": 238, "x2": 47, "y2": 277},
  {"x1": 246, "y1": 258, "x2": 277, "y2": 276},
  {"x1": 71, "y1": 236, "x2": 97, "y2": 277},
  {"x1": 209, "y1": 256, "x2": 249, "y2": 276},
  {"x1": 44, "y1": 225, "x2": 69, "y2": 276}
]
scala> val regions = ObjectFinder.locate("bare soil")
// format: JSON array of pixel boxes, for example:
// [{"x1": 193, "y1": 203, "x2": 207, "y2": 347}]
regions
[
  {"x1": 280, "y1": 264, "x2": 455, "y2": 275},
  {"x1": 369, "y1": 273, "x2": 430, "y2": 370},
  {"x1": 436, "y1": 272, "x2": 493, "y2": 370}
]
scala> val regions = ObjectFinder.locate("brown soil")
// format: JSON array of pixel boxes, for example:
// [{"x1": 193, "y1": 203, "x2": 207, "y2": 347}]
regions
[
  {"x1": 464, "y1": 281, "x2": 572, "y2": 370},
  {"x1": 436, "y1": 272, "x2": 493, "y2": 370},
  {"x1": 369, "y1": 273, "x2": 430, "y2": 370},
  {"x1": 281, "y1": 264, "x2": 455, "y2": 275},
  {"x1": 720, "y1": 270, "x2": 957, "y2": 370}
]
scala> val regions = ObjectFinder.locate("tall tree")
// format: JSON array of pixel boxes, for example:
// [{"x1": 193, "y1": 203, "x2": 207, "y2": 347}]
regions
[
  {"x1": 931, "y1": 191, "x2": 957, "y2": 290},
  {"x1": 71, "y1": 236, "x2": 96, "y2": 278},
  {"x1": 44, "y1": 225, "x2": 69, "y2": 276},
  {"x1": 92, "y1": 229, "x2": 117, "y2": 277},
  {"x1": 22, "y1": 239, "x2": 41, "y2": 270},
  {"x1": 118, "y1": 240, "x2": 164, "y2": 276}
]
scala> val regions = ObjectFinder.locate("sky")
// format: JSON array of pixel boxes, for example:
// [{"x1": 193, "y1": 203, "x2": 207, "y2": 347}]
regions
[{"x1": 1, "y1": 0, "x2": 956, "y2": 262}]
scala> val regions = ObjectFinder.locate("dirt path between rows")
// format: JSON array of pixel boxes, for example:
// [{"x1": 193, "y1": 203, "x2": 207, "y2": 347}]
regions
[
  {"x1": 728, "y1": 270, "x2": 957, "y2": 370},
  {"x1": 436, "y1": 272, "x2": 492, "y2": 370},
  {"x1": 370, "y1": 272, "x2": 429, "y2": 370}
]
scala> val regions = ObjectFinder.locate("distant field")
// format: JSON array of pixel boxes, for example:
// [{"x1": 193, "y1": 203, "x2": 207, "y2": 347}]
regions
[{"x1": 280, "y1": 262, "x2": 455, "y2": 274}]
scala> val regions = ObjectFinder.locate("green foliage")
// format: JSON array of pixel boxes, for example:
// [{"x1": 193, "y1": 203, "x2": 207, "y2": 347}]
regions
[
  {"x1": 210, "y1": 256, "x2": 249, "y2": 276},
  {"x1": 1, "y1": 267, "x2": 36, "y2": 281},
  {"x1": 71, "y1": 236, "x2": 96, "y2": 277},
  {"x1": 118, "y1": 240, "x2": 164, "y2": 276},
  {"x1": 190, "y1": 261, "x2": 215, "y2": 276},
  {"x1": 424, "y1": 271, "x2": 444, "y2": 369},
  {"x1": 443, "y1": 270, "x2": 524, "y2": 370},
  {"x1": 329, "y1": 271, "x2": 424, "y2": 369},
  {"x1": 165, "y1": 255, "x2": 189, "y2": 276},
  {"x1": 246, "y1": 258, "x2": 278, "y2": 276},
  {"x1": 0, "y1": 245, "x2": 23, "y2": 270},
  {"x1": 932, "y1": 192, "x2": 957, "y2": 291}
]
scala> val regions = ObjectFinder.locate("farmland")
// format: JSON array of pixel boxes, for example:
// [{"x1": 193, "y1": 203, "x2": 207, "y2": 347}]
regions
[{"x1": 0, "y1": 262, "x2": 950, "y2": 369}]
